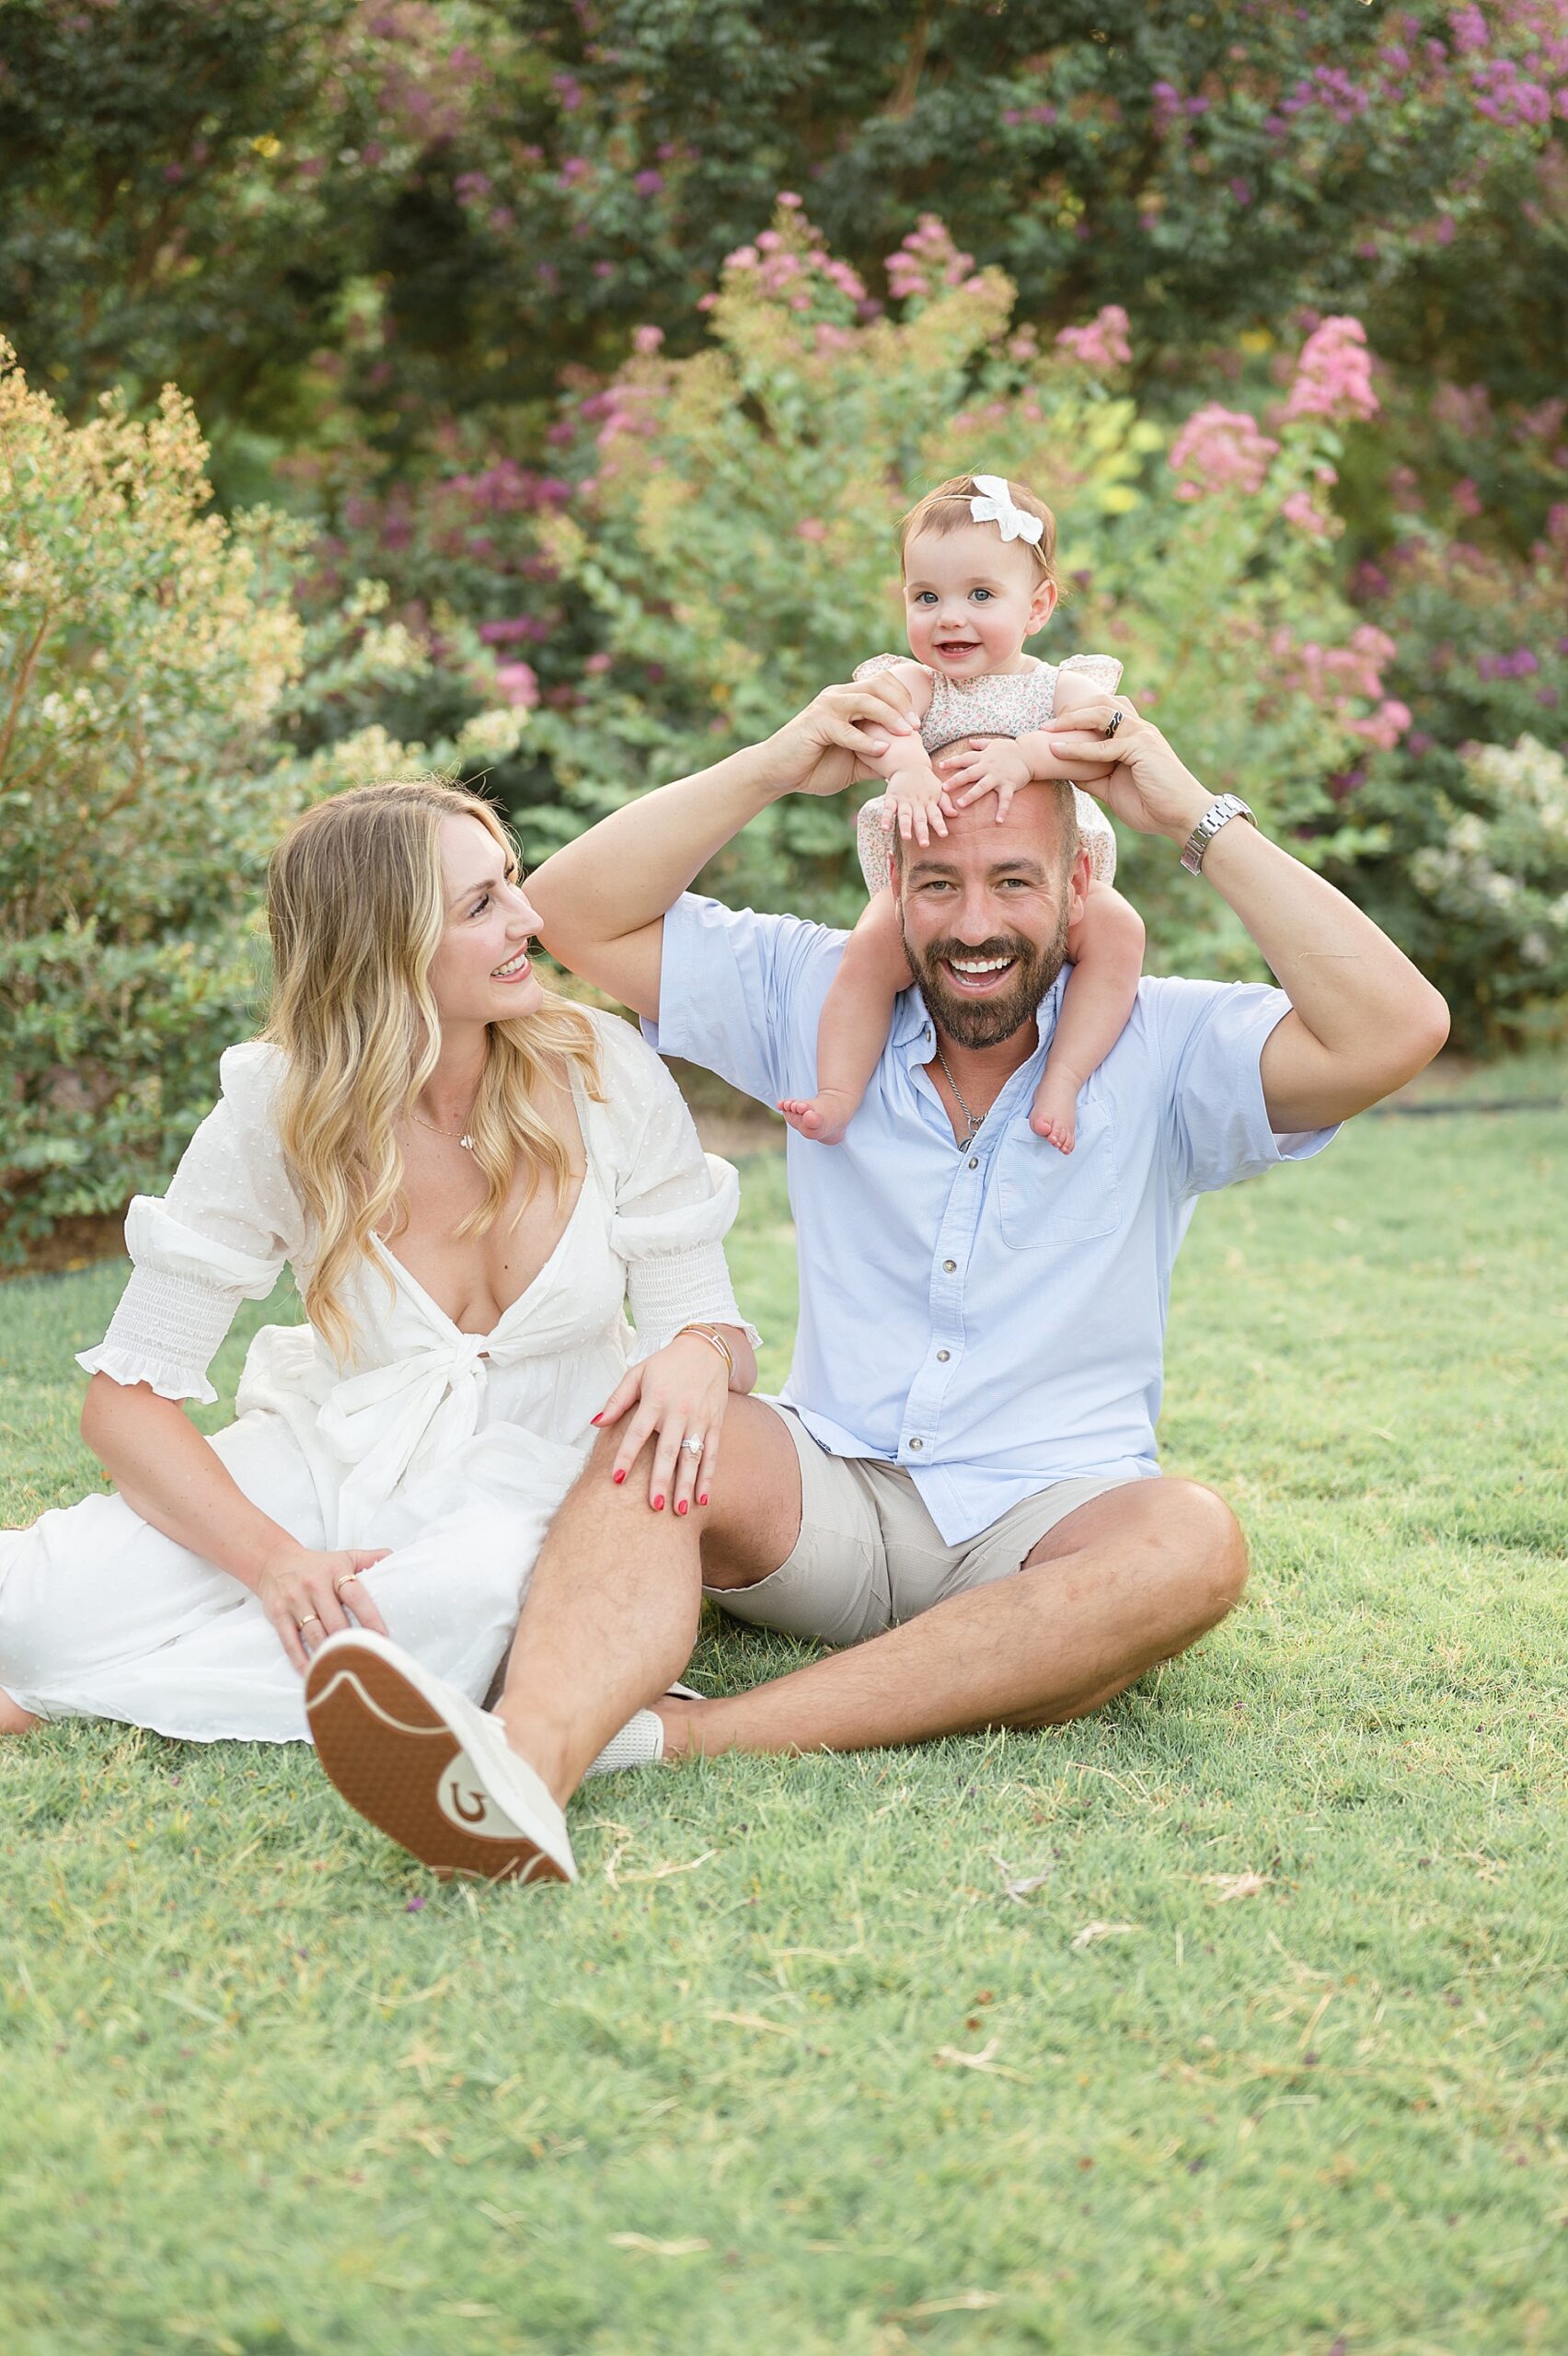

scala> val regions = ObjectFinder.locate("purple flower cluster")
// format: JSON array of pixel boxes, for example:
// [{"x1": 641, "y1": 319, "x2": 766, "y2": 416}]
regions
[
  {"x1": 1475, "y1": 647, "x2": 1542, "y2": 678},
  {"x1": 1280, "y1": 67, "x2": 1371, "y2": 125},
  {"x1": 1151, "y1": 80, "x2": 1211, "y2": 133}
]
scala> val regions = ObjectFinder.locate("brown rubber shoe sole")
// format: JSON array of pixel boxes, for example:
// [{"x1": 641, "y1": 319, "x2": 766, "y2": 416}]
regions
[{"x1": 305, "y1": 1641, "x2": 570, "y2": 1887}]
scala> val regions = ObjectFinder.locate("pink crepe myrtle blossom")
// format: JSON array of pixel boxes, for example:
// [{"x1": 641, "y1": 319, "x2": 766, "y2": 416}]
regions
[
  {"x1": 632, "y1": 324, "x2": 664, "y2": 354},
  {"x1": 493, "y1": 661, "x2": 539, "y2": 709},
  {"x1": 1281, "y1": 316, "x2": 1378, "y2": 425},
  {"x1": 1168, "y1": 404, "x2": 1280, "y2": 499},
  {"x1": 1282, "y1": 489, "x2": 1333, "y2": 537},
  {"x1": 1055, "y1": 305, "x2": 1132, "y2": 369},
  {"x1": 1433, "y1": 382, "x2": 1492, "y2": 436},
  {"x1": 1348, "y1": 699, "x2": 1413, "y2": 751},
  {"x1": 885, "y1": 214, "x2": 976, "y2": 304}
]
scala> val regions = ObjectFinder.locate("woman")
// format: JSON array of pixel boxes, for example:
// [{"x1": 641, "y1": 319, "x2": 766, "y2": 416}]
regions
[{"x1": 0, "y1": 779, "x2": 757, "y2": 1745}]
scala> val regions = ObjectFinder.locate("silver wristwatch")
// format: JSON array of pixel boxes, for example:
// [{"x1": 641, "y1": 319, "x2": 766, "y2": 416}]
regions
[{"x1": 1181, "y1": 792, "x2": 1257, "y2": 876}]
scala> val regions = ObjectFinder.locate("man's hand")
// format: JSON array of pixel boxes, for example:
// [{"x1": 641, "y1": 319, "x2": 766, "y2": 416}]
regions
[
  {"x1": 760, "y1": 675, "x2": 919, "y2": 802},
  {"x1": 1032, "y1": 695, "x2": 1212, "y2": 845}
]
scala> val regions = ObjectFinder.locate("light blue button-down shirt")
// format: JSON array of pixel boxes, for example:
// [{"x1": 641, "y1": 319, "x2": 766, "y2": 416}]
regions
[{"x1": 644, "y1": 895, "x2": 1336, "y2": 1545}]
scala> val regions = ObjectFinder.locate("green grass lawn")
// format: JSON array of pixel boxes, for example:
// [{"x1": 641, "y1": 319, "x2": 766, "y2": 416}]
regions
[{"x1": 3, "y1": 1088, "x2": 1565, "y2": 2356}]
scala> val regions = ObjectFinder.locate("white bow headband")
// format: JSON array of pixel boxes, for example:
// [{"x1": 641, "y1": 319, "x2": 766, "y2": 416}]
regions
[{"x1": 968, "y1": 473, "x2": 1043, "y2": 547}]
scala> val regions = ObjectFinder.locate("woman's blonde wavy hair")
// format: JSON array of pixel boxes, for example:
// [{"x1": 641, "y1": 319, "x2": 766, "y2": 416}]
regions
[{"x1": 265, "y1": 778, "x2": 602, "y2": 1361}]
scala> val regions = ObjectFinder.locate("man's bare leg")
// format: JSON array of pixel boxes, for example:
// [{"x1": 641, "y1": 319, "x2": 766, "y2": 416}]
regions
[
  {"x1": 656, "y1": 1478, "x2": 1246, "y2": 1759},
  {"x1": 492, "y1": 1393, "x2": 803, "y2": 1802}
]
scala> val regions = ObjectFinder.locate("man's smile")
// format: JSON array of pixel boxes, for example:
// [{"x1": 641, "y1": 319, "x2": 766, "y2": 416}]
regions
[{"x1": 941, "y1": 953, "x2": 1018, "y2": 996}]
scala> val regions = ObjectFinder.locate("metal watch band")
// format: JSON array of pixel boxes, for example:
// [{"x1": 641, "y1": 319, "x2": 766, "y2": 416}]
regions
[{"x1": 1180, "y1": 792, "x2": 1257, "y2": 876}]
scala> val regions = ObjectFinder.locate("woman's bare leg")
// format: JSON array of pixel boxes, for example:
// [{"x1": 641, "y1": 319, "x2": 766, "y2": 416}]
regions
[{"x1": 778, "y1": 888, "x2": 914, "y2": 1144}]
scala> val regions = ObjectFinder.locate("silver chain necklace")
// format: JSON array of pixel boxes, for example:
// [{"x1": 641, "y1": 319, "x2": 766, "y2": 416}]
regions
[{"x1": 932, "y1": 1039, "x2": 990, "y2": 1149}]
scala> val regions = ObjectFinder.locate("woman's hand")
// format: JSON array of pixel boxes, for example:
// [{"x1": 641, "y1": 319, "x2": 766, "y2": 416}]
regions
[
  {"x1": 253, "y1": 1542, "x2": 392, "y2": 1673},
  {"x1": 594, "y1": 1334, "x2": 732, "y2": 1515}
]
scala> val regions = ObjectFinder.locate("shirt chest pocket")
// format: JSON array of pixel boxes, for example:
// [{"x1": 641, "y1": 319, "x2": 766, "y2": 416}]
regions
[{"x1": 994, "y1": 1095, "x2": 1123, "y2": 1249}]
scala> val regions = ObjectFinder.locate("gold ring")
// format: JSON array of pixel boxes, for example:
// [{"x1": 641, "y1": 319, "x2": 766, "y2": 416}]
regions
[
  {"x1": 333, "y1": 1571, "x2": 360, "y2": 1598},
  {"x1": 297, "y1": 1611, "x2": 322, "y2": 1630}
]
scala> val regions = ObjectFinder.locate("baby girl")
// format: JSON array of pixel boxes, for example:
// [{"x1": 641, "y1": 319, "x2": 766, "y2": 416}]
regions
[{"x1": 778, "y1": 472, "x2": 1147, "y2": 1152}]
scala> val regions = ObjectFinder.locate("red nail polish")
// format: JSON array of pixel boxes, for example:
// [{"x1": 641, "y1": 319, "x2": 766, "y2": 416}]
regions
[
  {"x1": 698, "y1": 1493, "x2": 709, "y2": 1507},
  {"x1": 612, "y1": 1470, "x2": 626, "y2": 1484},
  {"x1": 591, "y1": 1413, "x2": 603, "y2": 1425},
  {"x1": 675, "y1": 1499, "x2": 687, "y2": 1516},
  {"x1": 652, "y1": 1495, "x2": 664, "y2": 1510}
]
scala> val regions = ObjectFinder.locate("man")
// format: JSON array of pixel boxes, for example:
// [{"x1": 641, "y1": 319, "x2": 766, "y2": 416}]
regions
[{"x1": 302, "y1": 679, "x2": 1448, "y2": 1885}]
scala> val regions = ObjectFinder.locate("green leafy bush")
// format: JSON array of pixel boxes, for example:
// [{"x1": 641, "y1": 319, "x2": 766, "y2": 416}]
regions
[{"x1": 0, "y1": 342, "x2": 525, "y2": 1257}]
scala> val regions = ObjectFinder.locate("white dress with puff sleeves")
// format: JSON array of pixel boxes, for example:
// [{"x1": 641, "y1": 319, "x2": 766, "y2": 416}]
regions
[{"x1": 0, "y1": 1010, "x2": 757, "y2": 1741}]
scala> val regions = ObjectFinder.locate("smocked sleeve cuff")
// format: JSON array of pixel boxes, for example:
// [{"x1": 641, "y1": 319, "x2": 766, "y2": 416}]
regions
[
  {"x1": 613, "y1": 1152, "x2": 762, "y2": 1360},
  {"x1": 75, "y1": 1192, "x2": 290, "y2": 1403},
  {"x1": 75, "y1": 1265, "x2": 243, "y2": 1404},
  {"x1": 623, "y1": 1245, "x2": 762, "y2": 1363}
]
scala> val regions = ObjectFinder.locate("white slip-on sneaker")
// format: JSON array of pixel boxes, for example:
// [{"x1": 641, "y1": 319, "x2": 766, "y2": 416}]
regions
[
  {"x1": 305, "y1": 1631, "x2": 576, "y2": 1886},
  {"x1": 578, "y1": 1680, "x2": 705, "y2": 1778}
]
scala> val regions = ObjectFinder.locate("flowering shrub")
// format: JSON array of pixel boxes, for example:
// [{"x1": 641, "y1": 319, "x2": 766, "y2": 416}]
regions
[
  {"x1": 525, "y1": 203, "x2": 1410, "y2": 979},
  {"x1": 6, "y1": 3, "x2": 1565, "y2": 479},
  {"x1": 1341, "y1": 500, "x2": 1568, "y2": 1041},
  {"x1": 1401, "y1": 737, "x2": 1568, "y2": 1029},
  {"x1": 0, "y1": 343, "x2": 520, "y2": 1256}
]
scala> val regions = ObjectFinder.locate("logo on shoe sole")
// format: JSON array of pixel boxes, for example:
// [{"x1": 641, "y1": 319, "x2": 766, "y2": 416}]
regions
[{"x1": 436, "y1": 1748, "x2": 521, "y2": 1840}]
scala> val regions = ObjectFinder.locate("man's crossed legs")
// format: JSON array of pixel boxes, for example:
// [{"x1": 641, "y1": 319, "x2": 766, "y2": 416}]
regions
[
  {"x1": 501, "y1": 1396, "x2": 1248, "y2": 1797},
  {"x1": 303, "y1": 1396, "x2": 1247, "y2": 1882}
]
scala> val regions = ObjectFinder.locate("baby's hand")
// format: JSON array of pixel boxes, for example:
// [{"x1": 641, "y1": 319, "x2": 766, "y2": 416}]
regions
[
  {"x1": 881, "y1": 757, "x2": 951, "y2": 849},
  {"x1": 945, "y1": 737, "x2": 1035, "y2": 819}
]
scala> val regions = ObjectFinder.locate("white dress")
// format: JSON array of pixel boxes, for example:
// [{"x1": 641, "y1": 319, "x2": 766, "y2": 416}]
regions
[{"x1": 0, "y1": 1011, "x2": 757, "y2": 1742}]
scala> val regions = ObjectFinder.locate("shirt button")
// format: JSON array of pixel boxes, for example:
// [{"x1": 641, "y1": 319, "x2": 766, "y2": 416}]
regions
[
  {"x1": 936, "y1": 1349, "x2": 950, "y2": 1363},
  {"x1": 942, "y1": 1258, "x2": 956, "y2": 1274},
  {"x1": 967, "y1": 1157, "x2": 979, "y2": 1170},
  {"x1": 908, "y1": 1437, "x2": 923, "y2": 1450}
]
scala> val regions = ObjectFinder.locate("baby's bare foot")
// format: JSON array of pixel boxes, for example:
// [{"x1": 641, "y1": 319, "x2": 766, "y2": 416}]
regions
[
  {"x1": 1029, "y1": 1073, "x2": 1080, "y2": 1153},
  {"x1": 778, "y1": 1091, "x2": 859, "y2": 1146}
]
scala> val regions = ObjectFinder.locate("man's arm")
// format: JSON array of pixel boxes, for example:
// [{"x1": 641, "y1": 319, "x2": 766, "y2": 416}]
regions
[
  {"x1": 1039, "y1": 697, "x2": 1450, "y2": 1130},
  {"x1": 526, "y1": 679, "x2": 917, "y2": 1019}
]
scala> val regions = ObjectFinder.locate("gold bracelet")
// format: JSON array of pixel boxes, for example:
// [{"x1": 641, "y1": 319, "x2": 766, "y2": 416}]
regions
[{"x1": 677, "y1": 1322, "x2": 735, "y2": 1381}]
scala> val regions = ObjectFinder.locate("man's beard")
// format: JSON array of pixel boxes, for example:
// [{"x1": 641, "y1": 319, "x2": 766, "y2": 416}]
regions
[{"x1": 900, "y1": 902, "x2": 1073, "y2": 1050}]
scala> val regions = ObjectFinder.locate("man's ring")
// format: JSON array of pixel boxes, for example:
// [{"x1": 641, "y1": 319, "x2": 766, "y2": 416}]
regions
[
  {"x1": 1103, "y1": 710, "x2": 1123, "y2": 739},
  {"x1": 298, "y1": 1611, "x2": 322, "y2": 1630},
  {"x1": 683, "y1": 1435, "x2": 704, "y2": 1456},
  {"x1": 333, "y1": 1571, "x2": 359, "y2": 1598}
]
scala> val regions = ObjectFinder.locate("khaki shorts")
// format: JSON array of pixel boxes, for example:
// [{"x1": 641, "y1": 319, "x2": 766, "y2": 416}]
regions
[{"x1": 703, "y1": 1403, "x2": 1141, "y2": 1649}]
